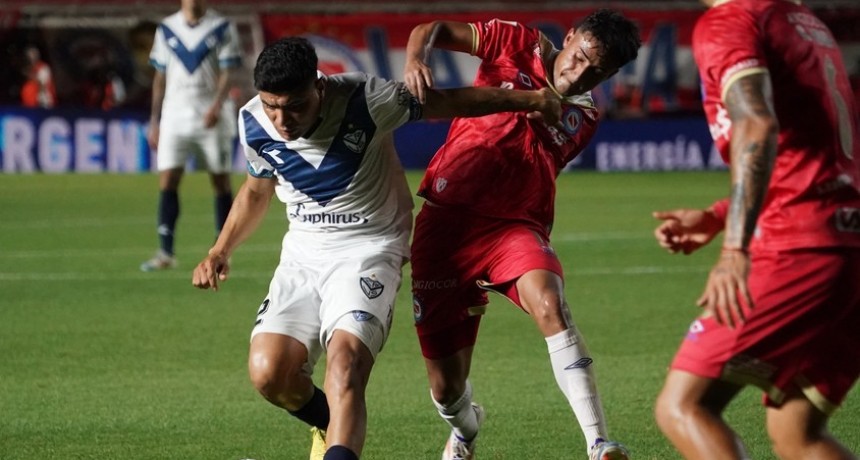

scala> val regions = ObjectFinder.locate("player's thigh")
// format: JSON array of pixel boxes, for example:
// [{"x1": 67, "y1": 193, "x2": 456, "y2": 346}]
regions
[
  {"x1": 155, "y1": 129, "x2": 193, "y2": 171},
  {"x1": 197, "y1": 128, "x2": 234, "y2": 174},
  {"x1": 482, "y1": 225, "x2": 563, "y2": 308},
  {"x1": 251, "y1": 261, "x2": 324, "y2": 376},
  {"x1": 765, "y1": 390, "x2": 829, "y2": 444},
  {"x1": 318, "y1": 252, "x2": 404, "y2": 360},
  {"x1": 411, "y1": 206, "x2": 489, "y2": 358}
]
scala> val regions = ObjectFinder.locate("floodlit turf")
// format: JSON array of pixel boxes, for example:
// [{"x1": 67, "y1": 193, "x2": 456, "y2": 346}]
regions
[{"x1": 1, "y1": 171, "x2": 856, "y2": 460}]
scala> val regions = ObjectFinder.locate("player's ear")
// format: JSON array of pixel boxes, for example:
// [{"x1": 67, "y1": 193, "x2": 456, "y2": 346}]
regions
[
  {"x1": 314, "y1": 77, "x2": 325, "y2": 98},
  {"x1": 562, "y1": 28, "x2": 576, "y2": 47}
]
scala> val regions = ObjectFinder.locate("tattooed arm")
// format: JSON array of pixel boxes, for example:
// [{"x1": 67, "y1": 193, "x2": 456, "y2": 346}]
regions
[
  {"x1": 723, "y1": 72, "x2": 779, "y2": 251},
  {"x1": 697, "y1": 72, "x2": 778, "y2": 327}
]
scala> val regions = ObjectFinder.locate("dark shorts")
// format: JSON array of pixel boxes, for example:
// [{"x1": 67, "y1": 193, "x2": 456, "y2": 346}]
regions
[
  {"x1": 410, "y1": 203, "x2": 563, "y2": 359},
  {"x1": 671, "y1": 247, "x2": 860, "y2": 414}
]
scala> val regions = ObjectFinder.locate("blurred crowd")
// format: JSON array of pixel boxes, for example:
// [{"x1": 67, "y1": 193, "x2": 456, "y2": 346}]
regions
[
  {"x1": 2, "y1": 21, "x2": 159, "y2": 111},
  {"x1": 1, "y1": 14, "x2": 859, "y2": 118}
]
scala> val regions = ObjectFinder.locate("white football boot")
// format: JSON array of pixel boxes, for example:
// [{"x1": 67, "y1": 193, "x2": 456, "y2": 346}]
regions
[
  {"x1": 590, "y1": 438, "x2": 630, "y2": 460},
  {"x1": 441, "y1": 403, "x2": 485, "y2": 460},
  {"x1": 140, "y1": 249, "x2": 177, "y2": 272}
]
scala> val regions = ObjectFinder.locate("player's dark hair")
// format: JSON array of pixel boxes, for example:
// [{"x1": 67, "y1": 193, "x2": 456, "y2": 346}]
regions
[
  {"x1": 254, "y1": 36, "x2": 318, "y2": 93},
  {"x1": 577, "y1": 9, "x2": 641, "y2": 68}
]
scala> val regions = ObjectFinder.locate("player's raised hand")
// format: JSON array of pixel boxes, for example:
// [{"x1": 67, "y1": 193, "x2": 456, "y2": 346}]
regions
[
  {"x1": 525, "y1": 87, "x2": 563, "y2": 128},
  {"x1": 404, "y1": 58, "x2": 435, "y2": 105},
  {"x1": 652, "y1": 208, "x2": 722, "y2": 255},
  {"x1": 192, "y1": 251, "x2": 230, "y2": 291},
  {"x1": 697, "y1": 248, "x2": 753, "y2": 328}
]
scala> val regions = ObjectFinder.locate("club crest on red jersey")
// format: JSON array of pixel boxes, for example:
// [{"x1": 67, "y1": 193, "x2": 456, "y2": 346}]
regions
[
  {"x1": 561, "y1": 106, "x2": 583, "y2": 135},
  {"x1": 412, "y1": 296, "x2": 424, "y2": 323}
]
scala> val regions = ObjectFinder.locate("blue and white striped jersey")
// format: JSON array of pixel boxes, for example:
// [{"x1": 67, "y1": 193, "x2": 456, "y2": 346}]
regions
[
  {"x1": 150, "y1": 9, "x2": 241, "y2": 120},
  {"x1": 239, "y1": 73, "x2": 422, "y2": 255}
]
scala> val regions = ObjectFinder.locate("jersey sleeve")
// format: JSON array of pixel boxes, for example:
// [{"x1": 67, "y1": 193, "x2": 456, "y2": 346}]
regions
[
  {"x1": 218, "y1": 20, "x2": 242, "y2": 69},
  {"x1": 238, "y1": 107, "x2": 275, "y2": 179},
  {"x1": 471, "y1": 19, "x2": 531, "y2": 62},
  {"x1": 364, "y1": 74, "x2": 422, "y2": 133},
  {"x1": 149, "y1": 24, "x2": 168, "y2": 72},
  {"x1": 693, "y1": 8, "x2": 768, "y2": 102}
]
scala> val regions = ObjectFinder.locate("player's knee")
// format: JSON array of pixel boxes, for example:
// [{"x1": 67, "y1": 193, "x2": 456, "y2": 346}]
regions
[
  {"x1": 654, "y1": 393, "x2": 675, "y2": 434},
  {"x1": 654, "y1": 387, "x2": 690, "y2": 435},
  {"x1": 526, "y1": 290, "x2": 564, "y2": 326},
  {"x1": 248, "y1": 353, "x2": 305, "y2": 408}
]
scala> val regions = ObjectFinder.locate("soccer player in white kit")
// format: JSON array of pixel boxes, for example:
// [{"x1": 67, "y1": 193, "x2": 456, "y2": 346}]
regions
[
  {"x1": 141, "y1": 0, "x2": 241, "y2": 271},
  {"x1": 191, "y1": 37, "x2": 563, "y2": 460}
]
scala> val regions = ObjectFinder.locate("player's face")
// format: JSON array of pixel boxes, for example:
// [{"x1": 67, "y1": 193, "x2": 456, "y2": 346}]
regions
[
  {"x1": 182, "y1": 0, "x2": 206, "y2": 16},
  {"x1": 259, "y1": 79, "x2": 324, "y2": 141},
  {"x1": 553, "y1": 29, "x2": 619, "y2": 97}
]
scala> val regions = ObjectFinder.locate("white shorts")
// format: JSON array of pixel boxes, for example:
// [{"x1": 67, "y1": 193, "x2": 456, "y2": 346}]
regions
[
  {"x1": 250, "y1": 238, "x2": 405, "y2": 376},
  {"x1": 156, "y1": 103, "x2": 236, "y2": 173}
]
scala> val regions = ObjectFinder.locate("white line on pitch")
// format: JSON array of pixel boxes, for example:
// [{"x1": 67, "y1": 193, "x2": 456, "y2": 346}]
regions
[
  {"x1": 0, "y1": 232, "x2": 651, "y2": 259},
  {"x1": 0, "y1": 265, "x2": 709, "y2": 282}
]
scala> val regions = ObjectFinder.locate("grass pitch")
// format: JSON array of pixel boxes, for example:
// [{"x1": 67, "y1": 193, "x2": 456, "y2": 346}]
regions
[{"x1": 1, "y1": 171, "x2": 857, "y2": 459}]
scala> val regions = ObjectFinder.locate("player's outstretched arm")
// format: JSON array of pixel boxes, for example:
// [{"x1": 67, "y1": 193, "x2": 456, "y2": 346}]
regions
[
  {"x1": 422, "y1": 86, "x2": 562, "y2": 126},
  {"x1": 192, "y1": 173, "x2": 276, "y2": 291},
  {"x1": 404, "y1": 20, "x2": 473, "y2": 104}
]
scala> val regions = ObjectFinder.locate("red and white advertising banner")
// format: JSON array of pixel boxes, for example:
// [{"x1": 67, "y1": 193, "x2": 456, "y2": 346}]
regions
[
  {"x1": 262, "y1": 9, "x2": 705, "y2": 112},
  {"x1": 261, "y1": 8, "x2": 860, "y2": 113}
]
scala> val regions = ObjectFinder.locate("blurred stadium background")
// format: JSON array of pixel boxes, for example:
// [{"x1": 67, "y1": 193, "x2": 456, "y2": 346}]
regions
[
  {"x1": 1, "y1": 2, "x2": 859, "y2": 459},
  {"x1": 1, "y1": 0, "x2": 858, "y2": 173}
]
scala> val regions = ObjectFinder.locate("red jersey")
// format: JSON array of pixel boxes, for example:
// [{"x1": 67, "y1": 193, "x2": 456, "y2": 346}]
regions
[
  {"x1": 694, "y1": 0, "x2": 860, "y2": 251},
  {"x1": 417, "y1": 19, "x2": 599, "y2": 231}
]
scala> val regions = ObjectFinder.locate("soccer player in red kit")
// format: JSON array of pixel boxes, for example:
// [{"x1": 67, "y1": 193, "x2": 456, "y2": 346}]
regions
[
  {"x1": 651, "y1": 0, "x2": 860, "y2": 459},
  {"x1": 404, "y1": 10, "x2": 641, "y2": 460}
]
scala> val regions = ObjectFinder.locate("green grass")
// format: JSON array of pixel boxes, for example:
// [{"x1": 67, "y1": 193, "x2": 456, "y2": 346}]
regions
[{"x1": 0, "y1": 171, "x2": 856, "y2": 459}]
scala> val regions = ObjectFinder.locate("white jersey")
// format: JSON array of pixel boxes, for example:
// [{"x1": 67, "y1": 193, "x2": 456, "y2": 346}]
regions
[
  {"x1": 150, "y1": 9, "x2": 241, "y2": 121},
  {"x1": 239, "y1": 73, "x2": 420, "y2": 257}
]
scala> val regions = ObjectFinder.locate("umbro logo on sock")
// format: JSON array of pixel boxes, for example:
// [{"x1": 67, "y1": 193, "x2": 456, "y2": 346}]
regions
[{"x1": 565, "y1": 357, "x2": 593, "y2": 369}]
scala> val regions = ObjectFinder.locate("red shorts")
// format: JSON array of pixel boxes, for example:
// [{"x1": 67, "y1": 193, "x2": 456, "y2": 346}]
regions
[
  {"x1": 671, "y1": 247, "x2": 860, "y2": 414},
  {"x1": 411, "y1": 203, "x2": 563, "y2": 359}
]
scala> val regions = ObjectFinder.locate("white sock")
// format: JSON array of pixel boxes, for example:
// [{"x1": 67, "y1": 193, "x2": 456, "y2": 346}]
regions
[
  {"x1": 431, "y1": 380, "x2": 479, "y2": 441},
  {"x1": 546, "y1": 326, "x2": 608, "y2": 450}
]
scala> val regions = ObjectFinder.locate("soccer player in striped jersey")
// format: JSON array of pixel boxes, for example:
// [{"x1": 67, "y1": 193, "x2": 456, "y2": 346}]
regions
[
  {"x1": 652, "y1": 0, "x2": 860, "y2": 458},
  {"x1": 141, "y1": 0, "x2": 241, "y2": 272},
  {"x1": 192, "y1": 36, "x2": 563, "y2": 460}
]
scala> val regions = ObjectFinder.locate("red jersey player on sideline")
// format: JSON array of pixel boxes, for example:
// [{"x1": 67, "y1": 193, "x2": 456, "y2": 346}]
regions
[
  {"x1": 404, "y1": 10, "x2": 641, "y2": 460},
  {"x1": 652, "y1": 0, "x2": 860, "y2": 459}
]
